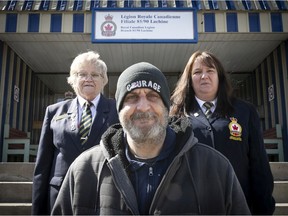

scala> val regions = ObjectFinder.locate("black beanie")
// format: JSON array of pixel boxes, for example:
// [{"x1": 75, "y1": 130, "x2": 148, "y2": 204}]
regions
[{"x1": 115, "y1": 62, "x2": 170, "y2": 112}]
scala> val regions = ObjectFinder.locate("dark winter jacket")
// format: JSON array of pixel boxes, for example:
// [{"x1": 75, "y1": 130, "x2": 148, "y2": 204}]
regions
[{"x1": 51, "y1": 117, "x2": 250, "y2": 215}]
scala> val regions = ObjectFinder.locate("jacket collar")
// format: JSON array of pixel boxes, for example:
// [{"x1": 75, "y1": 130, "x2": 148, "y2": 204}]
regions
[{"x1": 100, "y1": 117, "x2": 198, "y2": 168}]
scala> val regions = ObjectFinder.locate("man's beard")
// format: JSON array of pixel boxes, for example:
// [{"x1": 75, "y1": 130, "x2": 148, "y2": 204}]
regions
[{"x1": 119, "y1": 108, "x2": 169, "y2": 143}]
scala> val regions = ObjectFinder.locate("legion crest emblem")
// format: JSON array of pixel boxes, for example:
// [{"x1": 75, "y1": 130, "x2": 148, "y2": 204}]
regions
[
  {"x1": 101, "y1": 14, "x2": 117, "y2": 37},
  {"x1": 228, "y1": 117, "x2": 242, "y2": 141}
]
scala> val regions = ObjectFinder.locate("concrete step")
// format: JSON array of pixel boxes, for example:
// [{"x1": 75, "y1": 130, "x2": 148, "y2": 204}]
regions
[
  {"x1": 0, "y1": 162, "x2": 287, "y2": 215},
  {"x1": 270, "y1": 162, "x2": 288, "y2": 181},
  {"x1": 0, "y1": 162, "x2": 286, "y2": 181},
  {"x1": 273, "y1": 181, "x2": 288, "y2": 203},
  {"x1": 0, "y1": 203, "x2": 31, "y2": 215},
  {"x1": 0, "y1": 182, "x2": 32, "y2": 203},
  {"x1": 0, "y1": 162, "x2": 34, "y2": 182},
  {"x1": 274, "y1": 203, "x2": 288, "y2": 215}
]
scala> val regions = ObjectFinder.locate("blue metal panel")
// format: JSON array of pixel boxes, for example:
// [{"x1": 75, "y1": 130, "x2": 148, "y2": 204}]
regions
[
  {"x1": 73, "y1": 0, "x2": 83, "y2": 10},
  {"x1": 259, "y1": 0, "x2": 270, "y2": 10},
  {"x1": 2, "y1": 0, "x2": 288, "y2": 11},
  {"x1": 0, "y1": 41, "x2": 3, "y2": 84},
  {"x1": 271, "y1": 12, "x2": 283, "y2": 32},
  {"x1": 204, "y1": 13, "x2": 216, "y2": 32},
  {"x1": 40, "y1": 0, "x2": 50, "y2": 10},
  {"x1": 5, "y1": 48, "x2": 13, "y2": 126},
  {"x1": 73, "y1": 13, "x2": 84, "y2": 32},
  {"x1": 50, "y1": 14, "x2": 62, "y2": 32},
  {"x1": 249, "y1": 13, "x2": 260, "y2": 32},
  {"x1": 191, "y1": 0, "x2": 201, "y2": 9},
  {"x1": 276, "y1": 45, "x2": 287, "y2": 140},
  {"x1": 7, "y1": 0, "x2": 17, "y2": 10},
  {"x1": 57, "y1": 0, "x2": 67, "y2": 11},
  {"x1": 28, "y1": 69, "x2": 33, "y2": 132},
  {"x1": 283, "y1": 41, "x2": 288, "y2": 160},
  {"x1": 176, "y1": 0, "x2": 185, "y2": 7},
  {"x1": 90, "y1": 0, "x2": 101, "y2": 9},
  {"x1": 5, "y1": 13, "x2": 17, "y2": 32},
  {"x1": 208, "y1": 0, "x2": 219, "y2": 10},
  {"x1": 108, "y1": 0, "x2": 117, "y2": 8},
  {"x1": 124, "y1": 0, "x2": 134, "y2": 7},
  {"x1": 275, "y1": 0, "x2": 287, "y2": 10},
  {"x1": 28, "y1": 13, "x2": 40, "y2": 32},
  {"x1": 258, "y1": 68, "x2": 264, "y2": 114},
  {"x1": 225, "y1": 0, "x2": 236, "y2": 10},
  {"x1": 18, "y1": 60, "x2": 24, "y2": 129},
  {"x1": 23, "y1": 64, "x2": 29, "y2": 130},
  {"x1": 0, "y1": 41, "x2": 4, "y2": 160},
  {"x1": 142, "y1": 0, "x2": 151, "y2": 7},
  {"x1": 159, "y1": 0, "x2": 168, "y2": 8},
  {"x1": 226, "y1": 13, "x2": 238, "y2": 32},
  {"x1": 23, "y1": 0, "x2": 34, "y2": 10},
  {"x1": 242, "y1": 0, "x2": 252, "y2": 10}
]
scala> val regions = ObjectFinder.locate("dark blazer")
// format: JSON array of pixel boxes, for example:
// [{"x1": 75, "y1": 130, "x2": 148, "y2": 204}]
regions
[
  {"x1": 189, "y1": 99, "x2": 275, "y2": 215},
  {"x1": 32, "y1": 95, "x2": 119, "y2": 215}
]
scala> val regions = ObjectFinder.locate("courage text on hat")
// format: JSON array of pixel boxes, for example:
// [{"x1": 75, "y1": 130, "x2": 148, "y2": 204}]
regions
[{"x1": 127, "y1": 80, "x2": 161, "y2": 93}]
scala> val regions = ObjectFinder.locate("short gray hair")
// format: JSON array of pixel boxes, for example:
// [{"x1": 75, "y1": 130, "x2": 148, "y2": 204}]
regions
[{"x1": 67, "y1": 51, "x2": 108, "y2": 91}]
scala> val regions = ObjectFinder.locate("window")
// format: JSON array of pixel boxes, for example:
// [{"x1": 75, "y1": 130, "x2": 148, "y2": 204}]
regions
[
  {"x1": 50, "y1": 14, "x2": 62, "y2": 32},
  {"x1": 204, "y1": 13, "x2": 216, "y2": 32},
  {"x1": 226, "y1": 13, "x2": 238, "y2": 32}
]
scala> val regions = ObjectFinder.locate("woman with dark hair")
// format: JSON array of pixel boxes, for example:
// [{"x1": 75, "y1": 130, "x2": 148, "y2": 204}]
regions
[{"x1": 170, "y1": 51, "x2": 275, "y2": 215}]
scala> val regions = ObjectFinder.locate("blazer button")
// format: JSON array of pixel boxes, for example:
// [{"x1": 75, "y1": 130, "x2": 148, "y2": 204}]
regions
[{"x1": 206, "y1": 126, "x2": 211, "y2": 131}]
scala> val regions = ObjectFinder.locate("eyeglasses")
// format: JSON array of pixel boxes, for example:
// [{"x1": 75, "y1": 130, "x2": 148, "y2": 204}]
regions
[{"x1": 76, "y1": 73, "x2": 102, "y2": 80}]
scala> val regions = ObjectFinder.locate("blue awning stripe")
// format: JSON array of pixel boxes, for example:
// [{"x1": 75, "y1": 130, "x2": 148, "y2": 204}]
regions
[{"x1": 1, "y1": 0, "x2": 287, "y2": 11}]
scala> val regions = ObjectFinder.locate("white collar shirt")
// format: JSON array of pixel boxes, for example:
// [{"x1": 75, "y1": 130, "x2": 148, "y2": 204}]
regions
[
  {"x1": 77, "y1": 94, "x2": 101, "y2": 123},
  {"x1": 195, "y1": 96, "x2": 217, "y2": 114}
]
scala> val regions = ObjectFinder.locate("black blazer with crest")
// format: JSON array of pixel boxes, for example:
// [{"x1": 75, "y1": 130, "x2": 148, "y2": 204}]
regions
[{"x1": 32, "y1": 94, "x2": 119, "y2": 215}]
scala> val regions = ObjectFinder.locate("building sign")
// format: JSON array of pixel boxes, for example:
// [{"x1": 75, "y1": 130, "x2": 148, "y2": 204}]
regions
[
  {"x1": 268, "y1": 84, "x2": 274, "y2": 101},
  {"x1": 14, "y1": 85, "x2": 19, "y2": 102},
  {"x1": 92, "y1": 8, "x2": 197, "y2": 43}
]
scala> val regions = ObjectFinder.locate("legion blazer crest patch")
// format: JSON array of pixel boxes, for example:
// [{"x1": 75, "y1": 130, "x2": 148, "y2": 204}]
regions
[{"x1": 228, "y1": 117, "x2": 242, "y2": 141}]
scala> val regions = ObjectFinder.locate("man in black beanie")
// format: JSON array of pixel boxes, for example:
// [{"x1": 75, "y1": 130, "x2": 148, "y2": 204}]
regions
[{"x1": 52, "y1": 62, "x2": 250, "y2": 215}]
